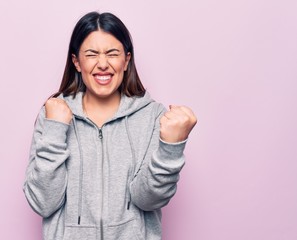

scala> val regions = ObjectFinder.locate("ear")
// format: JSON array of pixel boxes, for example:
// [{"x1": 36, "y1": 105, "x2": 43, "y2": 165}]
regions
[
  {"x1": 124, "y1": 52, "x2": 131, "y2": 71},
  {"x1": 72, "y1": 54, "x2": 81, "y2": 72}
]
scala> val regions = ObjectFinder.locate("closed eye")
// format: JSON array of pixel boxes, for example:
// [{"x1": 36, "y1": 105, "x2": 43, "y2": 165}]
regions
[
  {"x1": 86, "y1": 54, "x2": 98, "y2": 57},
  {"x1": 84, "y1": 49, "x2": 99, "y2": 57},
  {"x1": 107, "y1": 54, "x2": 119, "y2": 57},
  {"x1": 106, "y1": 48, "x2": 120, "y2": 57}
]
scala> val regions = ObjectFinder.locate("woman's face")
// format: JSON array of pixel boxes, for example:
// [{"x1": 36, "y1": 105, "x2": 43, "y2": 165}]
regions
[{"x1": 72, "y1": 30, "x2": 130, "y2": 100}]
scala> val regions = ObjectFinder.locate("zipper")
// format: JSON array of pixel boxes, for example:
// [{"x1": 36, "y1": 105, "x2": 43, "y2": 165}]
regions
[
  {"x1": 77, "y1": 116, "x2": 105, "y2": 236},
  {"x1": 98, "y1": 126, "x2": 104, "y2": 239},
  {"x1": 99, "y1": 128, "x2": 103, "y2": 139},
  {"x1": 89, "y1": 121, "x2": 104, "y2": 237}
]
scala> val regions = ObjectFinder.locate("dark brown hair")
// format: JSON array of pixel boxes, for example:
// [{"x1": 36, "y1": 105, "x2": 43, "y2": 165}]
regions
[{"x1": 53, "y1": 11, "x2": 145, "y2": 98}]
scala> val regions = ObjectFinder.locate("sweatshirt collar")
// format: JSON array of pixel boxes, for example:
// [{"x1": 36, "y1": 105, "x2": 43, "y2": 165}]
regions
[{"x1": 61, "y1": 91, "x2": 154, "y2": 121}]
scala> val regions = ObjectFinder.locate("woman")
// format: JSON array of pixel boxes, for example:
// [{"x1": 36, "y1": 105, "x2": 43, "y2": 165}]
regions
[{"x1": 24, "y1": 11, "x2": 197, "y2": 240}]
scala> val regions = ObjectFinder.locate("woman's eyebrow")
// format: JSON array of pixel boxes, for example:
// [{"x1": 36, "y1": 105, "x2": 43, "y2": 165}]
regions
[
  {"x1": 105, "y1": 48, "x2": 120, "y2": 54},
  {"x1": 84, "y1": 49, "x2": 99, "y2": 54},
  {"x1": 84, "y1": 49, "x2": 120, "y2": 54},
  {"x1": 84, "y1": 48, "x2": 121, "y2": 54}
]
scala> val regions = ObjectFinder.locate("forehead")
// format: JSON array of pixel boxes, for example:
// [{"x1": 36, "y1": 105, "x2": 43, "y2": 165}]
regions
[{"x1": 80, "y1": 30, "x2": 124, "y2": 51}]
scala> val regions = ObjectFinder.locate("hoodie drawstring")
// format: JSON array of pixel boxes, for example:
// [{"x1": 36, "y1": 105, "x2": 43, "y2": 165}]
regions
[
  {"x1": 124, "y1": 116, "x2": 137, "y2": 210},
  {"x1": 72, "y1": 117, "x2": 84, "y2": 225}
]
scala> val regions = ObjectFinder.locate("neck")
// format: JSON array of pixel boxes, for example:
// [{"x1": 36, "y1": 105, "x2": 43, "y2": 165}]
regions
[
  {"x1": 82, "y1": 91, "x2": 121, "y2": 127},
  {"x1": 83, "y1": 91, "x2": 121, "y2": 110}
]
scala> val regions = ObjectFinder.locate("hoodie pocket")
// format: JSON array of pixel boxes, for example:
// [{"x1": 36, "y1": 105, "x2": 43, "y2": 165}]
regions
[
  {"x1": 107, "y1": 217, "x2": 143, "y2": 240},
  {"x1": 63, "y1": 225, "x2": 96, "y2": 240}
]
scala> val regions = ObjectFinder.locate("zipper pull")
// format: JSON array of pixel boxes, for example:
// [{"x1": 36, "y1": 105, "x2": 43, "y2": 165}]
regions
[{"x1": 99, "y1": 128, "x2": 103, "y2": 139}]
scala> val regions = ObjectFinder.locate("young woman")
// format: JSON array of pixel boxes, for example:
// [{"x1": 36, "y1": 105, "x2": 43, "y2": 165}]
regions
[{"x1": 24, "y1": 11, "x2": 197, "y2": 240}]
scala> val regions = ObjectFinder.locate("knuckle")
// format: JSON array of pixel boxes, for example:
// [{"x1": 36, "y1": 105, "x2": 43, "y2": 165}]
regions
[
  {"x1": 171, "y1": 119, "x2": 180, "y2": 126},
  {"x1": 193, "y1": 116, "x2": 198, "y2": 124},
  {"x1": 180, "y1": 115, "x2": 190, "y2": 125}
]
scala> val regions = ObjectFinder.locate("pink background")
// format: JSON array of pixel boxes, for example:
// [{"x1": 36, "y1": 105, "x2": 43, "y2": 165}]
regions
[{"x1": 1, "y1": 0, "x2": 297, "y2": 239}]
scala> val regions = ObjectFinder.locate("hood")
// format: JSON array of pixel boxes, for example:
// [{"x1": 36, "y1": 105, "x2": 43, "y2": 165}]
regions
[{"x1": 60, "y1": 91, "x2": 154, "y2": 120}]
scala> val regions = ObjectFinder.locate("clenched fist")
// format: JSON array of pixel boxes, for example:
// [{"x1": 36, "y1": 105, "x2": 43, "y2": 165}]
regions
[
  {"x1": 45, "y1": 98, "x2": 73, "y2": 124},
  {"x1": 160, "y1": 105, "x2": 197, "y2": 143}
]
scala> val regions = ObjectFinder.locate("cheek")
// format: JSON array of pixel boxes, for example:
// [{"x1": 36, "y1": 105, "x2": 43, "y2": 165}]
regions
[
  {"x1": 110, "y1": 59, "x2": 127, "y2": 72},
  {"x1": 80, "y1": 59, "x2": 96, "y2": 73},
  {"x1": 119, "y1": 64, "x2": 128, "y2": 74}
]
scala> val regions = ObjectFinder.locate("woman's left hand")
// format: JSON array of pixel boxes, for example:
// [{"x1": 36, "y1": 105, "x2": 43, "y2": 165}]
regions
[{"x1": 160, "y1": 105, "x2": 197, "y2": 143}]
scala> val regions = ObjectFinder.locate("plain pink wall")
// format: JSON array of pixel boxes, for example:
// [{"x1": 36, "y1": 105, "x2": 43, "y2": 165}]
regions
[{"x1": 1, "y1": 0, "x2": 297, "y2": 239}]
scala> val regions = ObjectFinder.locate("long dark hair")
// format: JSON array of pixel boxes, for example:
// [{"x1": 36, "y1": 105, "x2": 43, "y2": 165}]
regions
[{"x1": 53, "y1": 11, "x2": 145, "y2": 98}]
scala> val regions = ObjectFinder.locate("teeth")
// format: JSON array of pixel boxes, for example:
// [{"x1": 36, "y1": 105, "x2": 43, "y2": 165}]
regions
[{"x1": 95, "y1": 75, "x2": 111, "y2": 81}]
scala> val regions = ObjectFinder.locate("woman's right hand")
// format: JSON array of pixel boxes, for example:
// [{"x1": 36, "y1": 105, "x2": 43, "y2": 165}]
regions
[{"x1": 45, "y1": 98, "x2": 73, "y2": 124}]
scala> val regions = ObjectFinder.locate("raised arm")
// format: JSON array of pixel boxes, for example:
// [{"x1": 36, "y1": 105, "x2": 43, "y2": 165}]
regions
[
  {"x1": 130, "y1": 104, "x2": 197, "y2": 211},
  {"x1": 23, "y1": 98, "x2": 72, "y2": 217}
]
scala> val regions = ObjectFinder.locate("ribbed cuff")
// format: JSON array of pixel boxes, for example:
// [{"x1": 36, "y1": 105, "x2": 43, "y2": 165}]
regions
[{"x1": 157, "y1": 138, "x2": 187, "y2": 160}]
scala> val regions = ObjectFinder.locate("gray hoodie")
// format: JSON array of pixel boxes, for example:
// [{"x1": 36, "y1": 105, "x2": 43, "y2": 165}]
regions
[{"x1": 24, "y1": 91, "x2": 186, "y2": 240}]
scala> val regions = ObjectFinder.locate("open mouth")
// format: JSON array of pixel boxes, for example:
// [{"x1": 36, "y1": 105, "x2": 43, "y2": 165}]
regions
[{"x1": 93, "y1": 73, "x2": 113, "y2": 84}]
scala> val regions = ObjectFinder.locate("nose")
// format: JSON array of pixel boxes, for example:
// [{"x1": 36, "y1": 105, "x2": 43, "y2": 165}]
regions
[{"x1": 96, "y1": 54, "x2": 109, "y2": 70}]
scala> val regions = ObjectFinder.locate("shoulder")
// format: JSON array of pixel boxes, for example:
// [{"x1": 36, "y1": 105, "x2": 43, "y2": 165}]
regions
[
  {"x1": 138, "y1": 91, "x2": 166, "y2": 116},
  {"x1": 148, "y1": 101, "x2": 166, "y2": 118},
  {"x1": 129, "y1": 100, "x2": 165, "y2": 125}
]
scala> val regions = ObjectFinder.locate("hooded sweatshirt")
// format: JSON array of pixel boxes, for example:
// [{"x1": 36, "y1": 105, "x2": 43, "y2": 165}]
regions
[{"x1": 23, "y1": 91, "x2": 186, "y2": 240}]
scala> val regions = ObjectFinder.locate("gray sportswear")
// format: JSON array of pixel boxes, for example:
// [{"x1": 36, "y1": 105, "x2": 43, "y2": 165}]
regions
[{"x1": 23, "y1": 91, "x2": 186, "y2": 240}]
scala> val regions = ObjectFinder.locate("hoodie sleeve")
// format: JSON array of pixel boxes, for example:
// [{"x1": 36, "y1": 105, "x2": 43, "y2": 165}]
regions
[
  {"x1": 23, "y1": 107, "x2": 70, "y2": 218},
  {"x1": 130, "y1": 104, "x2": 186, "y2": 211}
]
